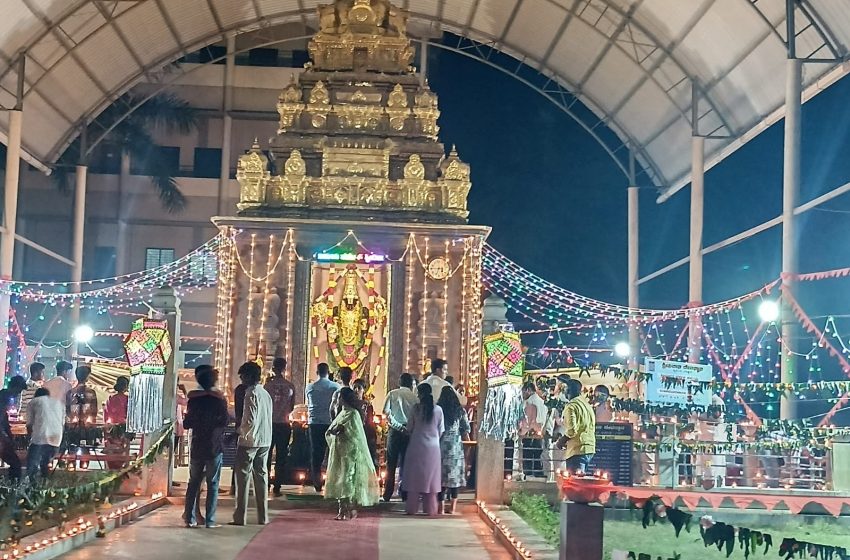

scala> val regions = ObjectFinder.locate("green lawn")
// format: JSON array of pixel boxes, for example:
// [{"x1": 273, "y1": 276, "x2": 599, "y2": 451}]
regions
[{"x1": 509, "y1": 493, "x2": 850, "y2": 560}]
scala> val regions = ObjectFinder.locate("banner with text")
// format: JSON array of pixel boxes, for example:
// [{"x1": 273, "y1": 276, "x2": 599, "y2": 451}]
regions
[{"x1": 644, "y1": 358, "x2": 712, "y2": 407}]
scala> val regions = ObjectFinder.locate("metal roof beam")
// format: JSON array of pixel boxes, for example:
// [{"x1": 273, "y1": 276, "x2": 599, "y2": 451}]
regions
[
  {"x1": 20, "y1": 0, "x2": 115, "y2": 102},
  {"x1": 797, "y1": 0, "x2": 843, "y2": 59},
  {"x1": 93, "y1": 1, "x2": 152, "y2": 81},
  {"x1": 573, "y1": 1, "x2": 640, "y2": 94},
  {"x1": 607, "y1": 0, "x2": 714, "y2": 125},
  {"x1": 154, "y1": 0, "x2": 189, "y2": 56},
  {"x1": 537, "y1": 0, "x2": 580, "y2": 71},
  {"x1": 495, "y1": 0, "x2": 524, "y2": 49},
  {"x1": 587, "y1": 0, "x2": 732, "y2": 144},
  {"x1": 639, "y1": 179, "x2": 850, "y2": 285}
]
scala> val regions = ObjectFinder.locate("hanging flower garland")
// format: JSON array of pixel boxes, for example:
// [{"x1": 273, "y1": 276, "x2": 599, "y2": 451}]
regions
[{"x1": 310, "y1": 264, "x2": 388, "y2": 372}]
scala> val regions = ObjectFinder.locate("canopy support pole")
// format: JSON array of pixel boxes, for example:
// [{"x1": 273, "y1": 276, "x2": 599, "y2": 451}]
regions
[
  {"x1": 781, "y1": 0, "x2": 802, "y2": 420},
  {"x1": 627, "y1": 149, "x2": 639, "y2": 370},
  {"x1": 688, "y1": 81, "x2": 704, "y2": 364},
  {"x1": 0, "y1": 54, "x2": 25, "y2": 384},
  {"x1": 217, "y1": 32, "x2": 235, "y2": 215}
]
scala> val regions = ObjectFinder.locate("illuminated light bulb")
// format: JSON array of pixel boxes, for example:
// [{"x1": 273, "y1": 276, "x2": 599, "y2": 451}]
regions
[
  {"x1": 73, "y1": 324, "x2": 94, "y2": 343},
  {"x1": 758, "y1": 300, "x2": 780, "y2": 323}
]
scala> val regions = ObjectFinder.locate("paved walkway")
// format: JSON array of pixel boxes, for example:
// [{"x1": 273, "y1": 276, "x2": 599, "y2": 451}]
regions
[{"x1": 57, "y1": 503, "x2": 511, "y2": 560}]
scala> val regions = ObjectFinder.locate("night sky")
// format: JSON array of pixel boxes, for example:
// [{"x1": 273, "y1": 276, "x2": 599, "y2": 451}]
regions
[{"x1": 428, "y1": 40, "x2": 850, "y2": 320}]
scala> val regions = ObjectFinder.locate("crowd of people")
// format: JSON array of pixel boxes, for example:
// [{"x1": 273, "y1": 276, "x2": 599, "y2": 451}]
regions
[
  {"x1": 517, "y1": 375, "x2": 598, "y2": 479},
  {"x1": 0, "y1": 361, "x2": 132, "y2": 482},
  {"x1": 0, "y1": 355, "x2": 474, "y2": 527},
  {"x1": 304, "y1": 358, "x2": 471, "y2": 519},
  {"x1": 177, "y1": 356, "x2": 471, "y2": 527}
]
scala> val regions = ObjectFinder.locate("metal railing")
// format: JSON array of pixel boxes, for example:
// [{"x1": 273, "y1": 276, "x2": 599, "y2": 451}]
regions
[{"x1": 504, "y1": 437, "x2": 831, "y2": 490}]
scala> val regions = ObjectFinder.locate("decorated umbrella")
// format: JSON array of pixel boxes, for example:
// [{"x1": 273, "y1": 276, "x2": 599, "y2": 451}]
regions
[{"x1": 123, "y1": 318, "x2": 172, "y2": 433}]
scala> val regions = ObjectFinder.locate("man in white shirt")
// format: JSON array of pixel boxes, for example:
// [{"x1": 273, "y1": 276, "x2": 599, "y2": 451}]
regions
[
  {"x1": 382, "y1": 373, "x2": 418, "y2": 502},
  {"x1": 44, "y1": 360, "x2": 74, "y2": 405},
  {"x1": 232, "y1": 362, "x2": 273, "y2": 526},
  {"x1": 519, "y1": 382, "x2": 548, "y2": 479},
  {"x1": 422, "y1": 358, "x2": 451, "y2": 401},
  {"x1": 26, "y1": 388, "x2": 64, "y2": 479}
]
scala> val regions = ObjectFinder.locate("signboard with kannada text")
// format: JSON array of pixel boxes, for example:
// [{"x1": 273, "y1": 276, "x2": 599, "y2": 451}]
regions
[{"x1": 644, "y1": 358, "x2": 712, "y2": 407}]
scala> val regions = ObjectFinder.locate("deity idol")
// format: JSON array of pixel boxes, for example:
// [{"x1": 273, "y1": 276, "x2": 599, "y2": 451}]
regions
[{"x1": 329, "y1": 268, "x2": 370, "y2": 366}]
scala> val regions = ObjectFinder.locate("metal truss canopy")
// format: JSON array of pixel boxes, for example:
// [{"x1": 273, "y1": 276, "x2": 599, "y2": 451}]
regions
[{"x1": 0, "y1": 0, "x2": 848, "y2": 202}]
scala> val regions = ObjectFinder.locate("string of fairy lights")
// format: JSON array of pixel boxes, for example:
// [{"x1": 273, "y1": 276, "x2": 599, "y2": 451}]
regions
[{"x1": 4, "y1": 231, "x2": 850, "y2": 418}]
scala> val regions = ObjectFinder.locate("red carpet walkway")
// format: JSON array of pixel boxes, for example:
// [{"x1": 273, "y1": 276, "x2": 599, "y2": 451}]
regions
[
  {"x1": 237, "y1": 510, "x2": 380, "y2": 560},
  {"x1": 56, "y1": 504, "x2": 511, "y2": 560}
]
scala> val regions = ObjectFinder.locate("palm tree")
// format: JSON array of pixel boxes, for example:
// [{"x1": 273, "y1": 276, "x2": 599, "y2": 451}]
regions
[{"x1": 54, "y1": 92, "x2": 198, "y2": 212}]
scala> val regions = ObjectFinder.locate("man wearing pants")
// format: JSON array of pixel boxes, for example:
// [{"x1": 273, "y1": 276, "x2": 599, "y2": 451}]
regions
[
  {"x1": 232, "y1": 362, "x2": 273, "y2": 526},
  {"x1": 519, "y1": 381, "x2": 547, "y2": 479},
  {"x1": 304, "y1": 363, "x2": 339, "y2": 492},
  {"x1": 264, "y1": 357, "x2": 295, "y2": 496},
  {"x1": 382, "y1": 372, "x2": 417, "y2": 502},
  {"x1": 182, "y1": 366, "x2": 229, "y2": 528}
]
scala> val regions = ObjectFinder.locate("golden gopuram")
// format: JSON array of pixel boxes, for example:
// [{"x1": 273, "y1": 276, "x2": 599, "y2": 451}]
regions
[{"x1": 213, "y1": 0, "x2": 490, "y2": 406}]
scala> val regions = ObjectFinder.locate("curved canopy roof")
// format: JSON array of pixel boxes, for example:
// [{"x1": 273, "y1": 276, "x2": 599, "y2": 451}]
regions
[{"x1": 0, "y1": 0, "x2": 848, "y2": 202}]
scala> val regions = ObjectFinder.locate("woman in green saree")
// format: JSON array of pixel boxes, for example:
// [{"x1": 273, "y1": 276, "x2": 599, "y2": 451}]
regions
[{"x1": 324, "y1": 387, "x2": 380, "y2": 520}]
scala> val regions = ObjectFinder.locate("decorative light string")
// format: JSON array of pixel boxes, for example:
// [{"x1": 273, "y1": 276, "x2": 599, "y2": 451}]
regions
[
  {"x1": 404, "y1": 236, "x2": 414, "y2": 372},
  {"x1": 441, "y1": 239, "x2": 450, "y2": 360},
  {"x1": 244, "y1": 233, "x2": 258, "y2": 361},
  {"x1": 421, "y1": 237, "x2": 429, "y2": 373},
  {"x1": 460, "y1": 238, "x2": 469, "y2": 385},
  {"x1": 257, "y1": 233, "x2": 277, "y2": 362},
  {"x1": 285, "y1": 230, "x2": 296, "y2": 362},
  {"x1": 467, "y1": 238, "x2": 484, "y2": 396}
]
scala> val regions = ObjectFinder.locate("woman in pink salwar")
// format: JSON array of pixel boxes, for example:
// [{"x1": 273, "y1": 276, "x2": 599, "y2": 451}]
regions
[{"x1": 402, "y1": 383, "x2": 444, "y2": 516}]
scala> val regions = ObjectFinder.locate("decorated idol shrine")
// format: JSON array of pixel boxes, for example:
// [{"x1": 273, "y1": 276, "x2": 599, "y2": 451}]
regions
[{"x1": 212, "y1": 4, "x2": 487, "y2": 404}]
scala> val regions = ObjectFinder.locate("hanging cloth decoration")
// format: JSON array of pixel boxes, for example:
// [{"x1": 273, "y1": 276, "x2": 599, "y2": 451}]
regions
[
  {"x1": 123, "y1": 318, "x2": 172, "y2": 434},
  {"x1": 480, "y1": 331, "x2": 525, "y2": 440}
]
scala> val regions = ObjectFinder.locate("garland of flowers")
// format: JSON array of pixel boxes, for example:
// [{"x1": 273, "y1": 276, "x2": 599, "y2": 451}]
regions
[
  {"x1": 0, "y1": 423, "x2": 173, "y2": 547},
  {"x1": 310, "y1": 264, "x2": 387, "y2": 372}
]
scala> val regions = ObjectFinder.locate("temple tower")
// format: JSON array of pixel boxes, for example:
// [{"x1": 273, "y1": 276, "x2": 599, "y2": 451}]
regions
[{"x1": 214, "y1": 0, "x2": 489, "y2": 405}]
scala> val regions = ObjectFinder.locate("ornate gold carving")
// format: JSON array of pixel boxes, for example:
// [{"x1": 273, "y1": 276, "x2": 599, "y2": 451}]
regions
[
  {"x1": 238, "y1": 1, "x2": 472, "y2": 220},
  {"x1": 236, "y1": 140, "x2": 270, "y2": 210},
  {"x1": 308, "y1": 81, "x2": 331, "y2": 128},
  {"x1": 268, "y1": 149, "x2": 309, "y2": 205},
  {"x1": 277, "y1": 77, "x2": 304, "y2": 133},
  {"x1": 322, "y1": 145, "x2": 389, "y2": 179},
  {"x1": 414, "y1": 87, "x2": 440, "y2": 138},
  {"x1": 387, "y1": 84, "x2": 407, "y2": 107},
  {"x1": 403, "y1": 154, "x2": 425, "y2": 180},
  {"x1": 309, "y1": 0, "x2": 414, "y2": 73},
  {"x1": 284, "y1": 149, "x2": 307, "y2": 176},
  {"x1": 385, "y1": 83, "x2": 410, "y2": 131},
  {"x1": 309, "y1": 81, "x2": 330, "y2": 105},
  {"x1": 336, "y1": 103, "x2": 383, "y2": 130},
  {"x1": 438, "y1": 146, "x2": 472, "y2": 218}
]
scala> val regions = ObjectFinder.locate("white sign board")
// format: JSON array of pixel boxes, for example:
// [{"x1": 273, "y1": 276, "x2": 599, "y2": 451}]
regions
[{"x1": 644, "y1": 358, "x2": 712, "y2": 407}]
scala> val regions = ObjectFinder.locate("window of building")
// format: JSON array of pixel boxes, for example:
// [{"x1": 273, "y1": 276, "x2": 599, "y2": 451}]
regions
[
  {"x1": 92, "y1": 247, "x2": 117, "y2": 279},
  {"x1": 131, "y1": 146, "x2": 180, "y2": 176},
  {"x1": 193, "y1": 147, "x2": 222, "y2": 178},
  {"x1": 248, "y1": 47, "x2": 279, "y2": 67},
  {"x1": 189, "y1": 252, "x2": 217, "y2": 283},
  {"x1": 90, "y1": 144, "x2": 121, "y2": 174},
  {"x1": 145, "y1": 248, "x2": 175, "y2": 270}
]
